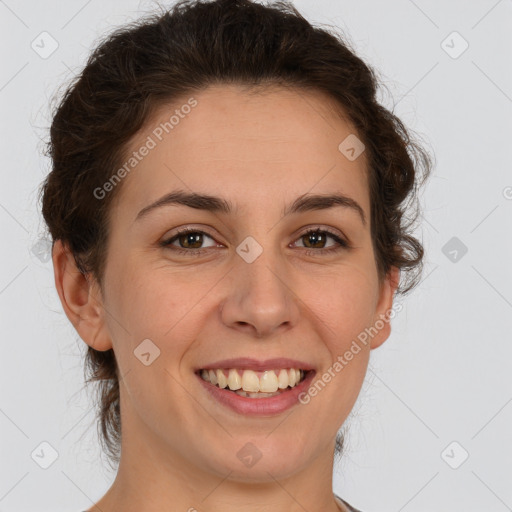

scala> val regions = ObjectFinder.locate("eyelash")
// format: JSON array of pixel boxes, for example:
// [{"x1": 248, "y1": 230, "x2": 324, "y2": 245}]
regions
[{"x1": 159, "y1": 226, "x2": 350, "y2": 257}]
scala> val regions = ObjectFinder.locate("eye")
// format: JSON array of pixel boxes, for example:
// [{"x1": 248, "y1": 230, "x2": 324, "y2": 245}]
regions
[
  {"x1": 159, "y1": 227, "x2": 219, "y2": 256},
  {"x1": 291, "y1": 228, "x2": 350, "y2": 256},
  {"x1": 159, "y1": 226, "x2": 350, "y2": 257}
]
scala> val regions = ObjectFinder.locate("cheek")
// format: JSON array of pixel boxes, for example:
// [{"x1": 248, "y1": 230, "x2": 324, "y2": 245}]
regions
[
  {"x1": 304, "y1": 264, "x2": 378, "y2": 340},
  {"x1": 106, "y1": 257, "x2": 188, "y2": 334},
  {"x1": 301, "y1": 266, "x2": 377, "y2": 403},
  {"x1": 102, "y1": 265, "x2": 197, "y2": 403}
]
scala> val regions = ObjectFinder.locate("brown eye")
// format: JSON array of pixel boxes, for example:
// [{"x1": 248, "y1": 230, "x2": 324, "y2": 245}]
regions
[
  {"x1": 293, "y1": 229, "x2": 349, "y2": 254},
  {"x1": 160, "y1": 228, "x2": 218, "y2": 253},
  {"x1": 301, "y1": 230, "x2": 328, "y2": 249},
  {"x1": 176, "y1": 232, "x2": 204, "y2": 249}
]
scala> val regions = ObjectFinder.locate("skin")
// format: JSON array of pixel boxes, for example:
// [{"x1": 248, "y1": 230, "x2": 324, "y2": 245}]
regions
[{"x1": 53, "y1": 84, "x2": 399, "y2": 512}]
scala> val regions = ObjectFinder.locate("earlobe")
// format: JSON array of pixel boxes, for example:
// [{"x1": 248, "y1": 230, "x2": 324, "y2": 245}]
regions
[
  {"x1": 370, "y1": 266, "x2": 401, "y2": 350},
  {"x1": 52, "y1": 239, "x2": 113, "y2": 352}
]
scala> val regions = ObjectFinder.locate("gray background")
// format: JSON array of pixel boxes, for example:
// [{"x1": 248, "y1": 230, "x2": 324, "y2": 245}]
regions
[{"x1": 0, "y1": 0, "x2": 511, "y2": 511}]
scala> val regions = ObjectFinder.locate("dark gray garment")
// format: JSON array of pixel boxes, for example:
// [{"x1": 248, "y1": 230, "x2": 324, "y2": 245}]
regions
[{"x1": 335, "y1": 494, "x2": 363, "y2": 512}]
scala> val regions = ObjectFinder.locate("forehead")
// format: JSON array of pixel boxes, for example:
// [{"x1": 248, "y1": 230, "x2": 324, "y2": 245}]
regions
[{"x1": 115, "y1": 84, "x2": 370, "y2": 218}]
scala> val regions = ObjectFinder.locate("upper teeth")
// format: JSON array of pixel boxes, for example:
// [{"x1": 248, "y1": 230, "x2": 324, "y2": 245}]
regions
[{"x1": 200, "y1": 368, "x2": 305, "y2": 392}]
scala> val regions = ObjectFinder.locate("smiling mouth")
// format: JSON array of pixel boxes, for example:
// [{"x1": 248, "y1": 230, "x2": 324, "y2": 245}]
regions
[{"x1": 197, "y1": 367, "x2": 311, "y2": 398}]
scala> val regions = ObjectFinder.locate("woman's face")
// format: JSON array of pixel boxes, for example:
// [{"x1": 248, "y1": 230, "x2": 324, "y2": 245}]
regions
[{"x1": 86, "y1": 85, "x2": 398, "y2": 481}]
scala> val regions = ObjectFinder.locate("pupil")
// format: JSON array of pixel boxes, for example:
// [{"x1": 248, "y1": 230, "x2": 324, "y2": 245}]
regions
[
  {"x1": 306, "y1": 231, "x2": 324, "y2": 248},
  {"x1": 183, "y1": 233, "x2": 202, "y2": 248}
]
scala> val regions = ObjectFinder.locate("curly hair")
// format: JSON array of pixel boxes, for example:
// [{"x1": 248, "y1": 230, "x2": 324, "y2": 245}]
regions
[{"x1": 39, "y1": 0, "x2": 433, "y2": 469}]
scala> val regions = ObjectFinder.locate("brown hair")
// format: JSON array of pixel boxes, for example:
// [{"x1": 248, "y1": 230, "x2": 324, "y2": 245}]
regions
[{"x1": 39, "y1": 0, "x2": 433, "y2": 469}]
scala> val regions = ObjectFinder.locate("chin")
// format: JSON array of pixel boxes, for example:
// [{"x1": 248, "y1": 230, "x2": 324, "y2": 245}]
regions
[{"x1": 202, "y1": 436, "x2": 310, "y2": 482}]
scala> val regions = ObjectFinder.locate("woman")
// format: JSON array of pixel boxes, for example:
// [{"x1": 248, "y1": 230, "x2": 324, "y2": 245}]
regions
[{"x1": 39, "y1": 0, "x2": 432, "y2": 510}]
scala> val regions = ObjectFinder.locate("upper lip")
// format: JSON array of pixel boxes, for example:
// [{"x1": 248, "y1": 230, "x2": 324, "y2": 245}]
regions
[{"x1": 196, "y1": 357, "x2": 316, "y2": 372}]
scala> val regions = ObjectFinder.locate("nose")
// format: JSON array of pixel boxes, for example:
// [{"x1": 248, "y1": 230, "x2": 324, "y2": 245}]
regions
[{"x1": 220, "y1": 253, "x2": 301, "y2": 339}]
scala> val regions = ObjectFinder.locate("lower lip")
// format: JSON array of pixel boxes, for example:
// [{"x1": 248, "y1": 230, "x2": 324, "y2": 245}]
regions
[{"x1": 196, "y1": 370, "x2": 316, "y2": 416}]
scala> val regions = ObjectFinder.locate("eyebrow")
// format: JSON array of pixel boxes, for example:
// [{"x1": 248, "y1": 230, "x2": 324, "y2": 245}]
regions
[{"x1": 135, "y1": 189, "x2": 366, "y2": 226}]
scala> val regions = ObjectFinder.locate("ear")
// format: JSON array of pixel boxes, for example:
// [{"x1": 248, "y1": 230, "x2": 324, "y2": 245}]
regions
[
  {"x1": 52, "y1": 239, "x2": 112, "y2": 351},
  {"x1": 369, "y1": 266, "x2": 400, "y2": 350}
]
